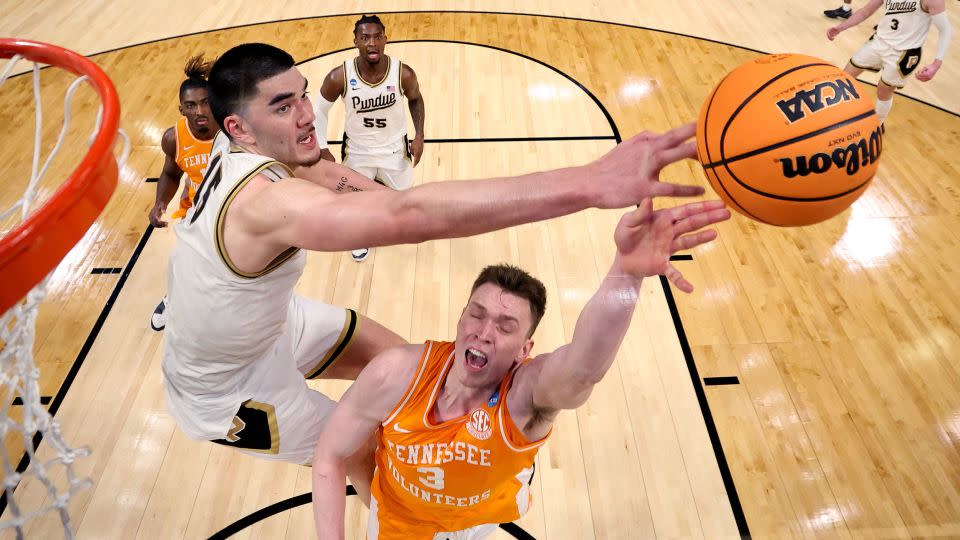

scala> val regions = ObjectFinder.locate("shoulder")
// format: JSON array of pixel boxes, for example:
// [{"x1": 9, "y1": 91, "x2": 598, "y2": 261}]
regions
[
  {"x1": 355, "y1": 343, "x2": 426, "y2": 406},
  {"x1": 400, "y1": 62, "x2": 418, "y2": 83},
  {"x1": 326, "y1": 63, "x2": 346, "y2": 83},
  {"x1": 320, "y1": 65, "x2": 346, "y2": 99},
  {"x1": 161, "y1": 126, "x2": 177, "y2": 156}
]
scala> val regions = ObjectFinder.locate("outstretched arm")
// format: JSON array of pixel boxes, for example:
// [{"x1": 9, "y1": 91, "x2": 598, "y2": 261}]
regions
[
  {"x1": 508, "y1": 199, "x2": 730, "y2": 440},
  {"x1": 827, "y1": 0, "x2": 884, "y2": 39},
  {"x1": 149, "y1": 127, "x2": 186, "y2": 227},
  {"x1": 312, "y1": 345, "x2": 419, "y2": 540},
  {"x1": 916, "y1": 0, "x2": 952, "y2": 81},
  {"x1": 401, "y1": 64, "x2": 425, "y2": 166},
  {"x1": 252, "y1": 124, "x2": 708, "y2": 254}
]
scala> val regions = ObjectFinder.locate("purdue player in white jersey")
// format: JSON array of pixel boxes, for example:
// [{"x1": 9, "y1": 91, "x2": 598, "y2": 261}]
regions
[
  {"x1": 161, "y1": 42, "x2": 710, "y2": 500},
  {"x1": 828, "y1": 0, "x2": 953, "y2": 124},
  {"x1": 313, "y1": 14, "x2": 426, "y2": 262}
]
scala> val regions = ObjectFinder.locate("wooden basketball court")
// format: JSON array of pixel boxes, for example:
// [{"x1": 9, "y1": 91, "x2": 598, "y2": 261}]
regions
[{"x1": 1, "y1": 2, "x2": 958, "y2": 538}]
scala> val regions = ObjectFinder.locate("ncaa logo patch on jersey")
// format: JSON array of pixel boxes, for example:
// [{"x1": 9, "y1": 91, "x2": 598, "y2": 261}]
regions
[
  {"x1": 349, "y1": 78, "x2": 358, "y2": 87},
  {"x1": 467, "y1": 409, "x2": 493, "y2": 440}
]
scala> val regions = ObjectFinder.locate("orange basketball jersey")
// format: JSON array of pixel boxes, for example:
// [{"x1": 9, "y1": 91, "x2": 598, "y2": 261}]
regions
[
  {"x1": 171, "y1": 116, "x2": 214, "y2": 219},
  {"x1": 370, "y1": 340, "x2": 549, "y2": 538}
]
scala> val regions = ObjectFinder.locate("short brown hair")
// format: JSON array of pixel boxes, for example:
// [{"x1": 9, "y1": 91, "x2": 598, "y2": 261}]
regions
[{"x1": 470, "y1": 264, "x2": 547, "y2": 338}]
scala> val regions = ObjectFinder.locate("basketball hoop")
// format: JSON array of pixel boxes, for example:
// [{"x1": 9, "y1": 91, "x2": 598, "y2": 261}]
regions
[
  {"x1": 0, "y1": 39, "x2": 121, "y2": 314},
  {"x1": 0, "y1": 38, "x2": 124, "y2": 539}
]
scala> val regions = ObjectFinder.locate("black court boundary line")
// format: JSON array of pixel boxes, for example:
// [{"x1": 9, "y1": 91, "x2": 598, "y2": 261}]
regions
[
  {"x1": 90, "y1": 267, "x2": 123, "y2": 275},
  {"x1": 0, "y1": 225, "x2": 155, "y2": 515},
  {"x1": 6, "y1": 10, "x2": 958, "y2": 119},
  {"x1": 704, "y1": 376, "x2": 741, "y2": 386},
  {"x1": 659, "y1": 275, "x2": 750, "y2": 537},
  {"x1": 11, "y1": 397, "x2": 52, "y2": 406}
]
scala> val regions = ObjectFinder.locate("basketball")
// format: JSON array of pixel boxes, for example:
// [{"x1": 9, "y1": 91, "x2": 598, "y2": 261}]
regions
[{"x1": 696, "y1": 53, "x2": 882, "y2": 227}]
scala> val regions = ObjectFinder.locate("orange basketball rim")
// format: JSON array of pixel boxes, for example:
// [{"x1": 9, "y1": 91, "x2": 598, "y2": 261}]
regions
[{"x1": 0, "y1": 39, "x2": 121, "y2": 315}]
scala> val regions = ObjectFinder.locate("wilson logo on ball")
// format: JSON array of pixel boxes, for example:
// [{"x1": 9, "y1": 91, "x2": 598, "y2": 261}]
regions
[
  {"x1": 776, "y1": 79, "x2": 861, "y2": 123},
  {"x1": 778, "y1": 125, "x2": 883, "y2": 178}
]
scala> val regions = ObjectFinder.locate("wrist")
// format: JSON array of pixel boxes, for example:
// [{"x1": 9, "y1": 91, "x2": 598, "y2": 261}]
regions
[{"x1": 608, "y1": 255, "x2": 645, "y2": 287}]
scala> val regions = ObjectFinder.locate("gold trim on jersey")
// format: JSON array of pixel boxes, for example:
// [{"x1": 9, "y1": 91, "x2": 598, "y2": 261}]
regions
[
  {"x1": 214, "y1": 160, "x2": 299, "y2": 279},
  {"x1": 304, "y1": 309, "x2": 361, "y2": 379},
  {"x1": 341, "y1": 62, "x2": 347, "y2": 97},
  {"x1": 354, "y1": 56, "x2": 391, "y2": 88},
  {"x1": 241, "y1": 399, "x2": 280, "y2": 455},
  {"x1": 398, "y1": 61, "x2": 405, "y2": 97}
]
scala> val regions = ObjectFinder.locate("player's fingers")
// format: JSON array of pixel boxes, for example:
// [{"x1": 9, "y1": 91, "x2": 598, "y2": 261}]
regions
[
  {"x1": 665, "y1": 264, "x2": 694, "y2": 293},
  {"x1": 657, "y1": 141, "x2": 698, "y2": 166},
  {"x1": 648, "y1": 181, "x2": 706, "y2": 198},
  {"x1": 620, "y1": 199, "x2": 653, "y2": 228},
  {"x1": 670, "y1": 202, "x2": 730, "y2": 232},
  {"x1": 652, "y1": 123, "x2": 695, "y2": 151},
  {"x1": 672, "y1": 229, "x2": 718, "y2": 252}
]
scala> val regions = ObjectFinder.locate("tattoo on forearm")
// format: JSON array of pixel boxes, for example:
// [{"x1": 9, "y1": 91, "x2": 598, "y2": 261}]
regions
[{"x1": 335, "y1": 176, "x2": 363, "y2": 193}]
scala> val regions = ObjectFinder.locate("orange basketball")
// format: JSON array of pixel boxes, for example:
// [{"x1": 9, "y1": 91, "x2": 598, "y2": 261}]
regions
[{"x1": 696, "y1": 53, "x2": 882, "y2": 227}]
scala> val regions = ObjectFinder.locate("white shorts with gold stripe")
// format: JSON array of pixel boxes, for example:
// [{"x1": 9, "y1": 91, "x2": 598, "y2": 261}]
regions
[{"x1": 210, "y1": 295, "x2": 357, "y2": 464}]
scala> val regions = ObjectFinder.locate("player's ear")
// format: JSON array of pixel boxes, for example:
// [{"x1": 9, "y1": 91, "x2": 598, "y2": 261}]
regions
[
  {"x1": 223, "y1": 114, "x2": 253, "y2": 145},
  {"x1": 518, "y1": 339, "x2": 534, "y2": 362}
]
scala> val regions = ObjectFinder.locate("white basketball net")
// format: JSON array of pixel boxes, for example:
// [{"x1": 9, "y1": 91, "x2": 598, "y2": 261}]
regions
[{"x1": 0, "y1": 53, "x2": 128, "y2": 539}]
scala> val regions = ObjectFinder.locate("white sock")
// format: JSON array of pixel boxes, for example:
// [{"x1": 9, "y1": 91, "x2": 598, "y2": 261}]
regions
[
  {"x1": 841, "y1": 4, "x2": 851, "y2": 11},
  {"x1": 875, "y1": 98, "x2": 893, "y2": 124}
]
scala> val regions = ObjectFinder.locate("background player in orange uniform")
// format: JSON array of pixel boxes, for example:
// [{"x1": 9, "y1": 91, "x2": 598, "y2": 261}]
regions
[
  {"x1": 147, "y1": 55, "x2": 220, "y2": 331},
  {"x1": 312, "y1": 198, "x2": 730, "y2": 539}
]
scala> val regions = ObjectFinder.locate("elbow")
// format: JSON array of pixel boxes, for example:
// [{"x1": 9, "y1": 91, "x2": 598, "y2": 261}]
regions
[{"x1": 388, "y1": 195, "x2": 438, "y2": 244}]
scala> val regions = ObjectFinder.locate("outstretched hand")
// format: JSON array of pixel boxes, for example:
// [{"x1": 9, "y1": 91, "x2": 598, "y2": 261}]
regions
[
  {"x1": 613, "y1": 199, "x2": 730, "y2": 293},
  {"x1": 590, "y1": 123, "x2": 706, "y2": 209}
]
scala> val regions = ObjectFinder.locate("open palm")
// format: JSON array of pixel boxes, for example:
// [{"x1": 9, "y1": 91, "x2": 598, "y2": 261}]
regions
[{"x1": 614, "y1": 199, "x2": 730, "y2": 293}]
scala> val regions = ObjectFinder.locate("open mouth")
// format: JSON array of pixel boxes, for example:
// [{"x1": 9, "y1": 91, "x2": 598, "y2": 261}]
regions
[
  {"x1": 465, "y1": 348, "x2": 488, "y2": 371},
  {"x1": 298, "y1": 131, "x2": 315, "y2": 146},
  {"x1": 367, "y1": 51, "x2": 380, "y2": 60}
]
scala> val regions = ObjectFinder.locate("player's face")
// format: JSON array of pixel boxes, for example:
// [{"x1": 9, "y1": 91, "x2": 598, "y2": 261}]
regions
[
  {"x1": 354, "y1": 23, "x2": 387, "y2": 65},
  {"x1": 179, "y1": 87, "x2": 214, "y2": 136},
  {"x1": 230, "y1": 67, "x2": 321, "y2": 167},
  {"x1": 453, "y1": 283, "x2": 535, "y2": 388}
]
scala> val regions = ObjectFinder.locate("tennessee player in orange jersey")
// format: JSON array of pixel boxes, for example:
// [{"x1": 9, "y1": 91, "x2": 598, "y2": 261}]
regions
[
  {"x1": 312, "y1": 198, "x2": 730, "y2": 539},
  {"x1": 147, "y1": 54, "x2": 220, "y2": 331}
]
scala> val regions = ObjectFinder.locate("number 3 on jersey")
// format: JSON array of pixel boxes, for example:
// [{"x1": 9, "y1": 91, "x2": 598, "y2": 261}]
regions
[
  {"x1": 417, "y1": 466, "x2": 444, "y2": 490},
  {"x1": 362, "y1": 117, "x2": 387, "y2": 128}
]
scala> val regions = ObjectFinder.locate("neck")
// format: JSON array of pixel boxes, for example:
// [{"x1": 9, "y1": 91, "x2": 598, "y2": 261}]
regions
[
  {"x1": 434, "y1": 370, "x2": 498, "y2": 422},
  {"x1": 357, "y1": 55, "x2": 388, "y2": 77},
  {"x1": 194, "y1": 127, "x2": 219, "y2": 142}
]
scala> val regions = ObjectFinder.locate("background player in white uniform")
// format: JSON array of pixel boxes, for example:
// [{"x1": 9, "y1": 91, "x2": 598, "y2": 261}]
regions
[
  {"x1": 827, "y1": 0, "x2": 953, "y2": 124},
  {"x1": 162, "y1": 42, "x2": 709, "y2": 501},
  {"x1": 313, "y1": 14, "x2": 426, "y2": 262}
]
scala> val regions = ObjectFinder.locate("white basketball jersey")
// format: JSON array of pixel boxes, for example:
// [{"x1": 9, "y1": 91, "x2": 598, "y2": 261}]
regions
[
  {"x1": 876, "y1": 0, "x2": 932, "y2": 50},
  {"x1": 342, "y1": 56, "x2": 407, "y2": 167},
  {"x1": 162, "y1": 132, "x2": 306, "y2": 440}
]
